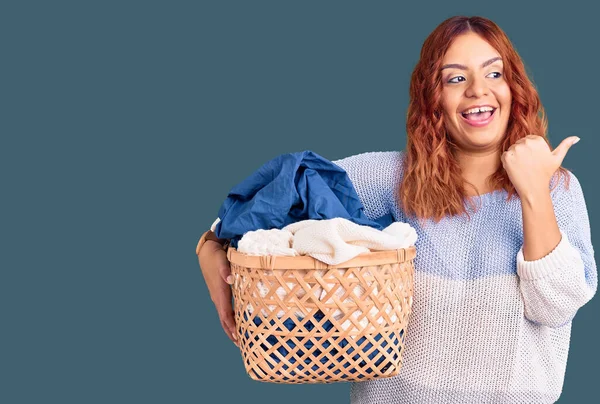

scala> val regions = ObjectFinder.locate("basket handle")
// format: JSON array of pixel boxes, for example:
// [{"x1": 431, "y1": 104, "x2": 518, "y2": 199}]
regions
[
  {"x1": 259, "y1": 255, "x2": 276, "y2": 271},
  {"x1": 396, "y1": 248, "x2": 405, "y2": 262}
]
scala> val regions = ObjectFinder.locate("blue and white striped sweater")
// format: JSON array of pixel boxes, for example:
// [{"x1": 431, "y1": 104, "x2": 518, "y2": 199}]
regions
[{"x1": 333, "y1": 151, "x2": 597, "y2": 404}]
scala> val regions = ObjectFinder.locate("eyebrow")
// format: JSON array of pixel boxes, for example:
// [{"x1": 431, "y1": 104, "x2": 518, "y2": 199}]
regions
[{"x1": 441, "y1": 56, "x2": 503, "y2": 71}]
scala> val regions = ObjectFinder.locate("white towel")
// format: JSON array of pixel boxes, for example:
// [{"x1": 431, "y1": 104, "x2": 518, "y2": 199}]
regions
[
  {"x1": 237, "y1": 218, "x2": 417, "y2": 264},
  {"x1": 283, "y1": 218, "x2": 417, "y2": 265},
  {"x1": 237, "y1": 228, "x2": 298, "y2": 257}
]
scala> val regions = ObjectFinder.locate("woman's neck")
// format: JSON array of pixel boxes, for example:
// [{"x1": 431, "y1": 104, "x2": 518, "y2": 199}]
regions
[{"x1": 455, "y1": 148, "x2": 502, "y2": 196}]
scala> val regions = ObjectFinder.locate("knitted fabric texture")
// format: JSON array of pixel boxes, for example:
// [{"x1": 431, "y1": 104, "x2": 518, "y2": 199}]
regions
[{"x1": 329, "y1": 151, "x2": 597, "y2": 404}]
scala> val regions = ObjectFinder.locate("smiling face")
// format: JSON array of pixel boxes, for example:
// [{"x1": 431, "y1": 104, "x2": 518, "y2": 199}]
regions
[{"x1": 440, "y1": 32, "x2": 512, "y2": 153}]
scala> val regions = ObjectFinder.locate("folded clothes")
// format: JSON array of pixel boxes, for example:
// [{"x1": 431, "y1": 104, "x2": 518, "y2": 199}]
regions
[
  {"x1": 214, "y1": 150, "x2": 416, "y2": 332},
  {"x1": 213, "y1": 150, "x2": 393, "y2": 248}
]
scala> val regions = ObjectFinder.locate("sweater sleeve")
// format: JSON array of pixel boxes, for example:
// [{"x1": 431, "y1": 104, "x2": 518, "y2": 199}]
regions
[
  {"x1": 516, "y1": 171, "x2": 597, "y2": 328},
  {"x1": 332, "y1": 151, "x2": 403, "y2": 223}
]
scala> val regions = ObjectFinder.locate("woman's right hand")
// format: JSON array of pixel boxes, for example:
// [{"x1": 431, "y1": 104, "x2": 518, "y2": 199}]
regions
[{"x1": 198, "y1": 240, "x2": 238, "y2": 346}]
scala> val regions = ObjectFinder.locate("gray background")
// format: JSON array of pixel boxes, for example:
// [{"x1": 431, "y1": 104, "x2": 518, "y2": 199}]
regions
[{"x1": 2, "y1": 1, "x2": 598, "y2": 403}]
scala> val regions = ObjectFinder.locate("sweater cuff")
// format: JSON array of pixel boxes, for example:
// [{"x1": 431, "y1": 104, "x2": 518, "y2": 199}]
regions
[{"x1": 517, "y1": 230, "x2": 579, "y2": 281}]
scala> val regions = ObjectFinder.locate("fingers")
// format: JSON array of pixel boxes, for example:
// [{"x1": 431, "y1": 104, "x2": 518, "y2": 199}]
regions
[
  {"x1": 198, "y1": 239, "x2": 238, "y2": 346},
  {"x1": 204, "y1": 241, "x2": 233, "y2": 284},
  {"x1": 220, "y1": 264, "x2": 233, "y2": 285},
  {"x1": 220, "y1": 309, "x2": 238, "y2": 347},
  {"x1": 216, "y1": 281, "x2": 238, "y2": 346}
]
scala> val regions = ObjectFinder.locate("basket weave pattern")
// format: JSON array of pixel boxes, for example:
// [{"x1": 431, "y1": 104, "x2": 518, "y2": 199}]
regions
[{"x1": 228, "y1": 246, "x2": 416, "y2": 384}]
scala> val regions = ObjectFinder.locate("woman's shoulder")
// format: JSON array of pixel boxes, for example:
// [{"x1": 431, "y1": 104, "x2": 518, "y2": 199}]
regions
[
  {"x1": 332, "y1": 150, "x2": 405, "y2": 178},
  {"x1": 331, "y1": 150, "x2": 405, "y2": 220},
  {"x1": 550, "y1": 169, "x2": 584, "y2": 201},
  {"x1": 332, "y1": 150, "x2": 404, "y2": 163},
  {"x1": 331, "y1": 150, "x2": 405, "y2": 197}
]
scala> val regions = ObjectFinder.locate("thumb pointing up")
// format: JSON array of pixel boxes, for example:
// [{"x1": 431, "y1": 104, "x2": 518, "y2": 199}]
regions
[{"x1": 552, "y1": 136, "x2": 580, "y2": 165}]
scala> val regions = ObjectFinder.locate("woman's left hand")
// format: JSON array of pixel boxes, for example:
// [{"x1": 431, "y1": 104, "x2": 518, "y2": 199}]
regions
[{"x1": 500, "y1": 134, "x2": 580, "y2": 199}]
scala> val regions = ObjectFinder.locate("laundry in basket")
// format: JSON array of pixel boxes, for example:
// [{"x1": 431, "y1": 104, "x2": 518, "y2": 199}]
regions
[
  {"x1": 227, "y1": 244, "x2": 416, "y2": 384},
  {"x1": 209, "y1": 150, "x2": 417, "y2": 383},
  {"x1": 212, "y1": 150, "x2": 394, "y2": 248},
  {"x1": 237, "y1": 217, "x2": 417, "y2": 331}
]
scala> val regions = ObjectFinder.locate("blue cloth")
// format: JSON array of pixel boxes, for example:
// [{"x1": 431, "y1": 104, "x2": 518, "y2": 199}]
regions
[
  {"x1": 214, "y1": 150, "x2": 391, "y2": 247},
  {"x1": 242, "y1": 311, "x2": 404, "y2": 382}
]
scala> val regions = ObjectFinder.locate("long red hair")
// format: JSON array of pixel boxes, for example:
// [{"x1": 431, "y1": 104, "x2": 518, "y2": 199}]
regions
[{"x1": 399, "y1": 16, "x2": 570, "y2": 226}]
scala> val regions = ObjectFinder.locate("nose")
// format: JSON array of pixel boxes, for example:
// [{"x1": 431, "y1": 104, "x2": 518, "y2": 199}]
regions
[{"x1": 465, "y1": 75, "x2": 489, "y2": 98}]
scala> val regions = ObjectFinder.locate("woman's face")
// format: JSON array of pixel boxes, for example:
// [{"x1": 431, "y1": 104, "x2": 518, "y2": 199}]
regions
[{"x1": 440, "y1": 32, "x2": 512, "y2": 152}]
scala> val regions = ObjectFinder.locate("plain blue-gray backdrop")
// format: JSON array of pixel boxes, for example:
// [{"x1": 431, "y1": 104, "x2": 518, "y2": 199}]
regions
[{"x1": 2, "y1": 1, "x2": 598, "y2": 403}]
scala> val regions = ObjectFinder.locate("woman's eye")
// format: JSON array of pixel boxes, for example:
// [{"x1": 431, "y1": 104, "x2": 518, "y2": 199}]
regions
[
  {"x1": 447, "y1": 72, "x2": 502, "y2": 84},
  {"x1": 448, "y1": 76, "x2": 465, "y2": 84}
]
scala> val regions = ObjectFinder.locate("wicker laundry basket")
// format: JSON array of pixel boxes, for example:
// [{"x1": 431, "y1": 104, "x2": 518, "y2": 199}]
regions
[{"x1": 226, "y1": 245, "x2": 416, "y2": 384}]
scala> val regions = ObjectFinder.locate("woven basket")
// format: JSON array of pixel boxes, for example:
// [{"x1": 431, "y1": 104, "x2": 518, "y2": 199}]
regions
[{"x1": 227, "y1": 245, "x2": 416, "y2": 384}]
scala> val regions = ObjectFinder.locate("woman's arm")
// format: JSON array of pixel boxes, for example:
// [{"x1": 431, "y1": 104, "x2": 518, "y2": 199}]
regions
[{"x1": 517, "y1": 171, "x2": 597, "y2": 328}]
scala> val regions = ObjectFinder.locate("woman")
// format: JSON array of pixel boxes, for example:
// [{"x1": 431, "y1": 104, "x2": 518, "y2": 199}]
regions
[{"x1": 197, "y1": 16, "x2": 597, "y2": 403}]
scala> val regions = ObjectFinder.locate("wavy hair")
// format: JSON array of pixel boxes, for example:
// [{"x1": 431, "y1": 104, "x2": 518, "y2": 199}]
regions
[{"x1": 399, "y1": 16, "x2": 571, "y2": 226}]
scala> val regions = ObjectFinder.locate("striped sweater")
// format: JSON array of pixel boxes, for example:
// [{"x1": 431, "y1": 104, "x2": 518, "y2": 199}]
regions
[{"x1": 332, "y1": 151, "x2": 597, "y2": 404}]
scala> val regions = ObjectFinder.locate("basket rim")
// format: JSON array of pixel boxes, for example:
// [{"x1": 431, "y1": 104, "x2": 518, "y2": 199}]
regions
[{"x1": 227, "y1": 245, "x2": 416, "y2": 270}]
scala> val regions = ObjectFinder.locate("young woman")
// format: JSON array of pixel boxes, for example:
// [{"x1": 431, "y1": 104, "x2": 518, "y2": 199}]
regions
[{"x1": 197, "y1": 15, "x2": 596, "y2": 403}]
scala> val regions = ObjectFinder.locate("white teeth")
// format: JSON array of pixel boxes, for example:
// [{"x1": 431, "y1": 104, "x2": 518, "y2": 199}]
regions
[{"x1": 463, "y1": 106, "x2": 495, "y2": 115}]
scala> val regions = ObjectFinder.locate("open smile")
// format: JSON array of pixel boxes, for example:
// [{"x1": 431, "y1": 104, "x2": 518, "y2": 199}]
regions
[{"x1": 460, "y1": 108, "x2": 497, "y2": 128}]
